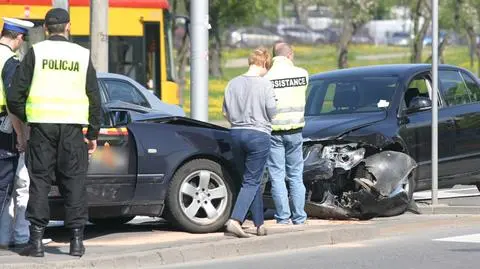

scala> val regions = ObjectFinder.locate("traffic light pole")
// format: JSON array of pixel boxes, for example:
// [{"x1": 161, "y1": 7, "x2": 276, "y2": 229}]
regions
[
  {"x1": 90, "y1": 0, "x2": 109, "y2": 72},
  {"x1": 431, "y1": 0, "x2": 439, "y2": 205},
  {"x1": 190, "y1": 0, "x2": 209, "y2": 122}
]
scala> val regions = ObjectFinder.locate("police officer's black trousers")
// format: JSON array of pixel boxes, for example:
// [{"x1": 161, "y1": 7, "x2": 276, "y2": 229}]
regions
[{"x1": 26, "y1": 123, "x2": 88, "y2": 228}]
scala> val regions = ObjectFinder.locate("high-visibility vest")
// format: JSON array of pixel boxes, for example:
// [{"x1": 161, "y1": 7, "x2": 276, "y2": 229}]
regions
[
  {"x1": 0, "y1": 45, "x2": 15, "y2": 112},
  {"x1": 265, "y1": 56, "x2": 308, "y2": 131},
  {"x1": 27, "y1": 40, "x2": 90, "y2": 124}
]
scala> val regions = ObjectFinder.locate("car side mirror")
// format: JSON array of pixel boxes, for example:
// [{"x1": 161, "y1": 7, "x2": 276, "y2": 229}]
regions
[
  {"x1": 406, "y1": 96, "x2": 432, "y2": 114},
  {"x1": 110, "y1": 110, "x2": 131, "y2": 126}
]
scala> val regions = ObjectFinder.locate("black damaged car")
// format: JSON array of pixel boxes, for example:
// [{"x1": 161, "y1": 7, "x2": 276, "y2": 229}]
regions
[
  {"x1": 302, "y1": 64, "x2": 480, "y2": 219},
  {"x1": 48, "y1": 74, "x2": 240, "y2": 233}
]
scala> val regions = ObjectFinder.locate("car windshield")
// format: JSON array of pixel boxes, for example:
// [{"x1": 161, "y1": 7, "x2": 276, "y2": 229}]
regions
[{"x1": 305, "y1": 76, "x2": 399, "y2": 116}]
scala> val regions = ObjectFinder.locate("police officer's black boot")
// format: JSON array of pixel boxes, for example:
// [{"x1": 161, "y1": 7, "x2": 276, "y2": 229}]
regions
[
  {"x1": 69, "y1": 227, "x2": 85, "y2": 257},
  {"x1": 19, "y1": 225, "x2": 45, "y2": 257}
]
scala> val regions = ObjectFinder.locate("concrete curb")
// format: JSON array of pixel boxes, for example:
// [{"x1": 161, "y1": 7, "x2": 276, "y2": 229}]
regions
[{"x1": 0, "y1": 226, "x2": 378, "y2": 269}]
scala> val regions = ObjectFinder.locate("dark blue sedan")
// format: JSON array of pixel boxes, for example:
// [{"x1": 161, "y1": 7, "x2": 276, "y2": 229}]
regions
[{"x1": 49, "y1": 75, "x2": 239, "y2": 233}]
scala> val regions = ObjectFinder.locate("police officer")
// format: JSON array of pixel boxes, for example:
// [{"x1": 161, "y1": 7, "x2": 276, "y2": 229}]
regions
[
  {"x1": 7, "y1": 8, "x2": 101, "y2": 257},
  {"x1": 264, "y1": 42, "x2": 308, "y2": 225},
  {"x1": 0, "y1": 18, "x2": 33, "y2": 245}
]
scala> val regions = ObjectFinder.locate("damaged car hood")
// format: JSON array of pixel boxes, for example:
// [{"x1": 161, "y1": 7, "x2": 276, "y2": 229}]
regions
[{"x1": 303, "y1": 111, "x2": 387, "y2": 140}]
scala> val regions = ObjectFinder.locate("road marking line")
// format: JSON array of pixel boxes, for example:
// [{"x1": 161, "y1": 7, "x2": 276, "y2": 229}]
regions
[
  {"x1": 434, "y1": 233, "x2": 480, "y2": 243},
  {"x1": 414, "y1": 187, "x2": 480, "y2": 200}
]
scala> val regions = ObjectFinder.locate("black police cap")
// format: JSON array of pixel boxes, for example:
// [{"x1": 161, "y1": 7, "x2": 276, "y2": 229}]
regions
[{"x1": 45, "y1": 8, "x2": 70, "y2": 26}]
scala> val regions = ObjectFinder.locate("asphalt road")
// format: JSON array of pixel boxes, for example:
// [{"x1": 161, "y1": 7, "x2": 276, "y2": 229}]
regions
[{"x1": 155, "y1": 220, "x2": 480, "y2": 269}]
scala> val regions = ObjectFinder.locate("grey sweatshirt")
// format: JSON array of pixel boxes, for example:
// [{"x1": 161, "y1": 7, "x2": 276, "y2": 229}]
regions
[{"x1": 222, "y1": 75, "x2": 277, "y2": 134}]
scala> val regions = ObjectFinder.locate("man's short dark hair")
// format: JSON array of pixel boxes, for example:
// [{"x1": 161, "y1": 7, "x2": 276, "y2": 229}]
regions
[
  {"x1": 1, "y1": 29, "x2": 21, "y2": 39},
  {"x1": 46, "y1": 23, "x2": 67, "y2": 34},
  {"x1": 273, "y1": 42, "x2": 293, "y2": 57}
]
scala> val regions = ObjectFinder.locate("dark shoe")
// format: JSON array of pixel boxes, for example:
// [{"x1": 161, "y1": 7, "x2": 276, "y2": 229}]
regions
[
  {"x1": 19, "y1": 225, "x2": 45, "y2": 257},
  {"x1": 69, "y1": 227, "x2": 85, "y2": 257},
  {"x1": 225, "y1": 219, "x2": 251, "y2": 238}
]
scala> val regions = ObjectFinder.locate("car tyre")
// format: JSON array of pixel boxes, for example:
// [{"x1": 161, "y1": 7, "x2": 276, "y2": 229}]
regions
[
  {"x1": 89, "y1": 216, "x2": 135, "y2": 227},
  {"x1": 477, "y1": 183, "x2": 480, "y2": 192},
  {"x1": 165, "y1": 159, "x2": 234, "y2": 233}
]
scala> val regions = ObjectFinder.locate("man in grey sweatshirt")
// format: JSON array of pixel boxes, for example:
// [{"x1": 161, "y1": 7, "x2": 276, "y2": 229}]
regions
[{"x1": 222, "y1": 47, "x2": 276, "y2": 238}]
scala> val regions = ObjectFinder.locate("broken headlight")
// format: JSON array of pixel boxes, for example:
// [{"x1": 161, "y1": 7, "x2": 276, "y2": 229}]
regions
[{"x1": 322, "y1": 144, "x2": 366, "y2": 170}]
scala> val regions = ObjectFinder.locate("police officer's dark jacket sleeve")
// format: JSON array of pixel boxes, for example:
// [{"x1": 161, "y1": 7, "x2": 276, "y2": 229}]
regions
[
  {"x1": 7, "y1": 47, "x2": 34, "y2": 122},
  {"x1": 1, "y1": 56, "x2": 20, "y2": 93},
  {"x1": 85, "y1": 59, "x2": 101, "y2": 140}
]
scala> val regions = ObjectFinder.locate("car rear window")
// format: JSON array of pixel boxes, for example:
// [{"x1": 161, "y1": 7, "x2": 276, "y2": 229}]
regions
[{"x1": 306, "y1": 76, "x2": 399, "y2": 116}]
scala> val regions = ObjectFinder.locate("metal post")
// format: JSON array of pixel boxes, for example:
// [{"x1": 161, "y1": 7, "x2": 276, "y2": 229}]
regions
[
  {"x1": 431, "y1": 0, "x2": 439, "y2": 205},
  {"x1": 90, "y1": 0, "x2": 109, "y2": 72},
  {"x1": 190, "y1": 0, "x2": 209, "y2": 122}
]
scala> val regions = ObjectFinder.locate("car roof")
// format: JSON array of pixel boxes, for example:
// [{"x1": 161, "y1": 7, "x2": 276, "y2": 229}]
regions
[
  {"x1": 97, "y1": 72, "x2": 131, "y2": 80},
  {"x1": 96, "y1": 72, "x2": 186, "y2": 117},
  {"x1": 309, "y1": 64, "x2": 462, "y2": 80}
]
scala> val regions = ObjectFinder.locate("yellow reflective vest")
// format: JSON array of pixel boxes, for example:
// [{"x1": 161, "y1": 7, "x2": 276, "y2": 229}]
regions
[
  {"x1": 264, "y1": 56, "x2": 308, "y2": 132},
  {"x1": 27, "y1": 40, "x2": 90, "y2": 124},
  {"x1": 0, "y1": 44, "x2": 15, "y2": 112}
]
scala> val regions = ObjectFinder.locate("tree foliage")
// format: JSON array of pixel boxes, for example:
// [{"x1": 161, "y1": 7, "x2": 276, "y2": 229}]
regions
[
  {"x1": 325, "y1": 0, "x2": 378, "y2": 68},
  {"x1": 207, "y1": 0, "x2": 278, "y2": 77},
  {"x1": 171, "y1": 0, "x2": 278, "y2": 80},
  {"x1": 456, "y1": 0, "x2": 480, "y2": 75}
]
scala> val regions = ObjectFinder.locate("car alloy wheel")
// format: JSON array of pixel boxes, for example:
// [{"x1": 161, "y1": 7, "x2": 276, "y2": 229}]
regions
[
  {"x1": 179, "y1": 170, "x2": 228, "y2": 225},
  {"x1": 165, "y1": 159, "x2": 234, "y2": 233}
]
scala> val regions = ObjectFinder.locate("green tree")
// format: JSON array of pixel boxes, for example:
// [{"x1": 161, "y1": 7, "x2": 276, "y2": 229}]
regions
[
  {"x1": 208, "y1": 0, "x2": 278, "y2": 77},
  {"x1": 171, "y1": 0, "x2": 278, "y2": 80},
  {"x1": 457, "y1": 0, "x2": 480, "y2": 75},
  {"x1": 373, "y1": 0, "x2": 398, "y2": 20},
  {"x1": 409, "y1": 0, "x2": 431, "y2": 63},
  {"x1": 291, "y1": 0, "x2": 320, "y2": 25},
  {"x1": 326, "y1": 0, "x2": 378, "y2": 69},
  {"x1": 425, "y1": 0, "x2": 458, "y2": 63}
]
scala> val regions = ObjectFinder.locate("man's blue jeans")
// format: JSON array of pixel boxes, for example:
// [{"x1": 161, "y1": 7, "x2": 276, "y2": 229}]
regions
[
  {"x1": 230, "y1": 129, "x2": 270, "y2": 227},
  {"x1": 267, "y1": 132, "x2": 307, "y2": 224}
]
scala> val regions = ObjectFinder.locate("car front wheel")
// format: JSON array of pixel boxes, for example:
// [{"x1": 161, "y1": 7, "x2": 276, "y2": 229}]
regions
[{"x1": 165, "y1": 159, "x2": 234, "y2": 233}]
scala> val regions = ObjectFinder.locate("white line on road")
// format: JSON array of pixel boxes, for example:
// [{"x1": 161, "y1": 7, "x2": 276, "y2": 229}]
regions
[
  {"x1": 414, "y1": 186, "x2": 480, "y2": 200},
  {"x1": 434, "y1": 233, "x2": 480, "y2": 244}
]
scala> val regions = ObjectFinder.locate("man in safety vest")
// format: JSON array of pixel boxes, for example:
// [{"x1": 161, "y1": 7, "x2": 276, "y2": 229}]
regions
[
  {"x1": 7, "y1": 8, "x2": 101, "y2": 257},
  {"x1": 0, "y1": 17, "x2": 33, "y2": 248},
  {"x1": 264, "y1": 42, "x2": 308, "y2": 225}
]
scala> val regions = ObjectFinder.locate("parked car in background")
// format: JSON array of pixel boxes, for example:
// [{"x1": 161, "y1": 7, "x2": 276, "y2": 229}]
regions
[
  {"x1": 314, "y1": 28, "x2": 340, "y2": 44},
  {"x1": 97, "y1": 73, "x2": 185, "y2": 117},
  {"x1": 423, "y1": 32, "x2": 445, "y2": 46},
  {"x1": 351, "y1": 29, "x2": 375, "y2": 45},
  {"x1": 301, "y1": 64, "x2": 480, "y2": 219},
  {"x1": 387, "y1": 32, "x2": 412, "y2": 46},
  {"x1": 225, "y1": 27, "x2": 282, "y2": 48},
  {"x1": 267, "y1": 24, "x2": 327, "y2": 45}
]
